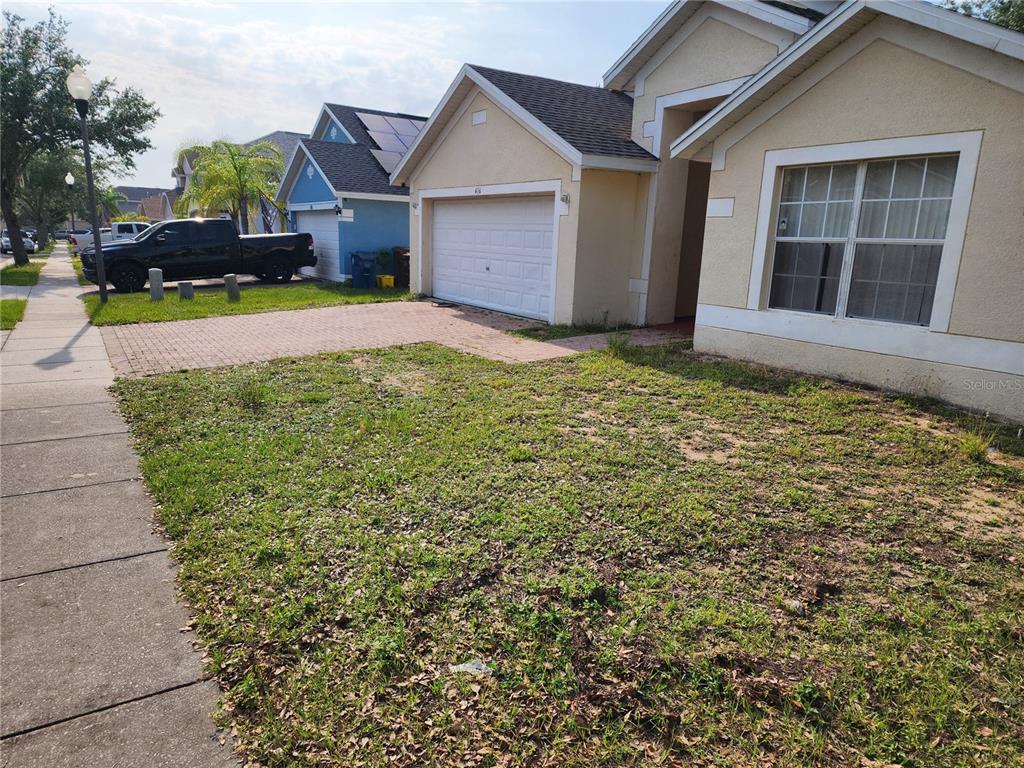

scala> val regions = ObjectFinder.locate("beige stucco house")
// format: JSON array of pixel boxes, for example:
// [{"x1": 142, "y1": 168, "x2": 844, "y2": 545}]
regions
[{"x1": 392, "y1": 0, "x2": 1023, "y2": 420}]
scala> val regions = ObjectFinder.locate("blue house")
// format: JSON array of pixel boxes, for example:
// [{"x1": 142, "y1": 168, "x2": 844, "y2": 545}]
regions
[{"x1": 277, "y1": 103, "x2": 426, "y2": 281}]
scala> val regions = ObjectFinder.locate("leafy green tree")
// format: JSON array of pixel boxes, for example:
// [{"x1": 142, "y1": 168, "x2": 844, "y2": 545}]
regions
[
  {"x1": 944, "y1": 0, "x2": 1024, "y2": 31},
  {"x1": 175, "y1": 140, "x2": 284, "y2": 234},
  {"x1": 112, "y1": 211, "x2": 149, "y2": 222},
  {"x1": 0, "y1": 9, "x2": 159, "y2": 264},
  {"x1": 16, "y1": 149, "x2": 85, "y2": 243}
]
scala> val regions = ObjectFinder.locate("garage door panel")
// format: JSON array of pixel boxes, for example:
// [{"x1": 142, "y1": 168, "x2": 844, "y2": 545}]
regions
[
  {"x1": 432, "y1": 196, "x2": 554, "y2": 321},
  {"x1": 295, "y1": 211, "x2": 341, "y2": 281}
]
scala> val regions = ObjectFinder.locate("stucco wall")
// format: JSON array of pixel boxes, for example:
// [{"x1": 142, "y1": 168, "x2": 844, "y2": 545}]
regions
[
  {"x1": 631, "y1": 16, "x2": 780, "y2": 152},
  {"x1": 693, "y1": 17, "x2": 1024, "y2": 418},
  {"x1": 700, "y1": 23, "x2": 1024, "y2": 345},
  {"x1": 574, "y1": 169, "x2": 648, "y2": 326},
  {"x1": 409, "y1": 89, "x2": 581, "y2": 323},
  {"x1": 696, "y1": 325, "x2": 1024, "y2": 421}
]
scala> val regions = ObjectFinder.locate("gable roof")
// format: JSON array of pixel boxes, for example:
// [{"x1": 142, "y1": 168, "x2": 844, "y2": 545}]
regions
[
  {"x1": 469, "y1": 65, "x2": 654, "y2": 160},
  {"x1": 322, "y1": 103, "x2": 427, "y2": 148},
  {"x1": 601, "y1": 0, "x2": 817, "y2": 91},
  {"x1": 140, "y1": 194, "x2": 170, "y2": 221},
  {"x1": 279, "y1": 103, "x2": 426, "y2": 202},
  {"x1": 246, "y1": 130, "x2": 308, "y2": 165},
  {"x1": 669, "y1": 0, "x2": 1024, "y2": 162},
  {"x1": 391, "y1": 64, "x2": 659, "y2": 185},
  {"x1": 302, "y1": 139, "x2": 409, "y2": 198}
]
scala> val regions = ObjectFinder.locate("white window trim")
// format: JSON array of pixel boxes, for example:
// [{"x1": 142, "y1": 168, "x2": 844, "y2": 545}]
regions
[
  {"x1": 414, "y1": 180, "x2": 567, "y2": 324},
  {"x1": 747, "y1": 131, "x2": 983, "y2": 335}
]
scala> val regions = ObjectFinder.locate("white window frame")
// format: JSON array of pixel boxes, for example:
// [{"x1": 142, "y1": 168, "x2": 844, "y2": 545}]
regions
[{"x1": 748, "y1": 131, "x2": 982, "y2": 334}]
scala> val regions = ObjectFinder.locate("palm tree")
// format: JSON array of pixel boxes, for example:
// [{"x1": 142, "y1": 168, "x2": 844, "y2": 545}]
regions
[
  {"x1": 96, "y1": 186, "x2": 127, "y2": 224},
  {"x1": 175, "y1": 140, "x2": 284, "y2": 234}
]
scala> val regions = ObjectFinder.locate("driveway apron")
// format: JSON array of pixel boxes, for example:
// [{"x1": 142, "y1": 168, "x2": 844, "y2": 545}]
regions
[{"x1": 0, "y1": 245, "x2": 237, "y2": 766}]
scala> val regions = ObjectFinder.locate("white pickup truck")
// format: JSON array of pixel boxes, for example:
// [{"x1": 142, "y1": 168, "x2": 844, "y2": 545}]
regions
[{"x1": 70, "y1": 221, "x2": 150, "y2": 255}]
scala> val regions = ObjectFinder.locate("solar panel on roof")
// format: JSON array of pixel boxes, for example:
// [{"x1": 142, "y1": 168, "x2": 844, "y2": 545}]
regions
[
  {"x1": 370, "y1": 149, "x2": 403, "y2": 174},
  {"x1": 356, "y1": 112, "x2": 394, "y2": 132},
  {"x1": 384, "y1": 116, "x2": 418, "y2": 136},
  {"x1": 368, "y1": 131, "x2": 406, "y2": 153}
]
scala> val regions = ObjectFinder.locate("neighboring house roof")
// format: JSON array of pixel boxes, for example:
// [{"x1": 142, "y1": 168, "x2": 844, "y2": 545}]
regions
[
  {"x1": 469, "y1": 65, "x2": 655, "y2": 160},
  {"x1": 669, "y1": 0, "x2": 1024, "y2": 162},
  {"x1": 601, "y1": 0, "x2": 818, "y2": 91},
  {"x1": 278, "y1": 104, "x2": 429, "y2": 201},
  {"x1": 323, "y1": 103, "x2": 427, "y2": 149},
  {"x1": 245, "y1": 130, "x2": 308, "y2": 165},
  {"x1": 115, "y1": 185, "x2": 177, "y2": 216},
  {"x1": 391, "y1": 64, "x2": 659, "y2": 185},
  {"x1": 140, "y1": 195, "x2": 169, "y2": 221},
  {"x1": 302, "y1": 139, "x2": 410, "y2": 197}
]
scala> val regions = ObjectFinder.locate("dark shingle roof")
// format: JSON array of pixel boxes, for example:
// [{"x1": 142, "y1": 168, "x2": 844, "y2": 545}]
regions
[
  {"x1": 323, "y1": 104, "x2": 427, "y2": 151},
  {"x1": 302, "y1": 139, "x2": 409, "y2": 197},
  {"x1": 469, "y1": 65, "x2": 655, "y2": 160},
  {"x1": 115, "y1": 185, "x2": 174, "y2": 202},
  {"x1": 246, "y1": 130, "x2": 308, "y2": 163}
]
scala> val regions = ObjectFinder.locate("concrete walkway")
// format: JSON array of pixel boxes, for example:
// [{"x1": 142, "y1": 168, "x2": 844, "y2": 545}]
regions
[{"x1": 0, "y1": 245, "x2": 236, "y2": 766}]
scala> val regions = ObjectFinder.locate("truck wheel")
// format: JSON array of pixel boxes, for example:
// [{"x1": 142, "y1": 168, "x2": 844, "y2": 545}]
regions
[
  {"x1": 263, "y1": 260, "x2": 293, "y2": 284},
  {"x1": 111, "y1": 264, "x2": 147, "y2": 293}
]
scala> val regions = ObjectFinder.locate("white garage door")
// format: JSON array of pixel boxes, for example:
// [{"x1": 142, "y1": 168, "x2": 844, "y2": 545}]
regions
[
  {"x1": 295, "y1": 210, "x2": 341, "y2": 281},
  {"x1": 432, "y1": 196, "x2": 554, "y2": 320}
]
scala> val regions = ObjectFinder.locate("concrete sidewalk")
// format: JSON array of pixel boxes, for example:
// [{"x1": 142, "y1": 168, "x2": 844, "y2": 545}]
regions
[{"x1": 0, "y1": 245, "x2": 236, "y2": 766}]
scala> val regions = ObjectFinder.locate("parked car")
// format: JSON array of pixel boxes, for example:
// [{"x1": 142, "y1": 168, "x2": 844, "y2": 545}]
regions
[
  {"x1": 1, "y1": 231, "x2": 36, "y2": 254},
  {"x1": 111, "y1": 221, "x2": 150, "y2": 241},
  {"x1": 70, "y1": 228, "x2": 112, "y2": 255},
  {"x1": 80, "y1": 218, "x2": 316, "y2": 293},
  {"x1": 21, "y1": 228, "x2": 38, "y2": 243},
  {"x1": 54, "y1": 228, "x2": 70, "y2": 240}
]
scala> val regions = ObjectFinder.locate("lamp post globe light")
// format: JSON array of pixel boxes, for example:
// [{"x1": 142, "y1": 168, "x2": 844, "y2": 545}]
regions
[
  {"x1": 66, "y1": 64, "x2": 108, "y2": 302},
  {"x1": 64, "y1": 173, "x2": 76, "y2": 232}
]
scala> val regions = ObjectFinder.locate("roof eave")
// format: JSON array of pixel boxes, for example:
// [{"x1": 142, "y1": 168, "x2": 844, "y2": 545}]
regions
[
  {"x1": 669, "y1": 0, "x2": 1024, "y2": 161},
  {"x1": 581, "y1": 154, "x2": 660, "y2": 173},
  {"x1": 602, "y1": 0, "x2": 815, "y2": 91}
]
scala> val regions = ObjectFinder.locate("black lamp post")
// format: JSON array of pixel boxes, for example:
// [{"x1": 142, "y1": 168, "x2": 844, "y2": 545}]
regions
[
  {"x1": 66, "y1": 65, "x2": 108, "y2": 303},
  {"x1": 64, "y1": 172, "x2": 76, "y2": 233}
]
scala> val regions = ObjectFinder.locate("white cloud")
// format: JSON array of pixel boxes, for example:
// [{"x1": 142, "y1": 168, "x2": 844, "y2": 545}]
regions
[{"x1": 6, "y1": 1, "x2": 661, "y2": 187}]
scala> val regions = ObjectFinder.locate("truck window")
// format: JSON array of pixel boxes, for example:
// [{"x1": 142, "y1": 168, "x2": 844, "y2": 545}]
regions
[
  {"x1": 197, "y1": 219, "x2": 235, "y2": 243},
  {"x1": 157, "y1": 222, "x2": 194, "y2": 243}
]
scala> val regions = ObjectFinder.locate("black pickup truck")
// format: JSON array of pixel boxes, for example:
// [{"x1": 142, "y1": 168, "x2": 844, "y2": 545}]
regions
[{"x1": 80, "y1": 218, "x2": 316, "y2": 293}]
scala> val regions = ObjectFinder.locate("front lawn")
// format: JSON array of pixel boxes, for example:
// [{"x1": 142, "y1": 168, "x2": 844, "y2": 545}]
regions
[
  {"x1": 84, "y1": 280, "x2": 410, "y2": 325},
  {"x1": 1, "y1": 298, "x2": 27, "y2": 329},
  {"x1": 113, "y1": 343, "x2": 1023, "y2": 768},
  {"x1": 0, "y1": 260, "x2": 44, "y2": 286}
]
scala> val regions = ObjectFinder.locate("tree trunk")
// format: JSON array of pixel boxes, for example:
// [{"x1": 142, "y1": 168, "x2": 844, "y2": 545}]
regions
[
  {"x1": 1, "y1": 179, "x2": 29, "y2": 266},
  {"x1": 239, "y1": 196, "x2": 249, "y2": 235}
]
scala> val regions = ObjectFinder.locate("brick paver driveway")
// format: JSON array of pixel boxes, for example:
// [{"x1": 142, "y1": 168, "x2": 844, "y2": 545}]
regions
[{"x1": 101, "y1": 300, "x2": 685, "y2": 377}]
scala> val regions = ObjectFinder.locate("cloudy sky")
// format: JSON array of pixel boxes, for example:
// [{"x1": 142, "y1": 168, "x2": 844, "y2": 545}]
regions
[{"x1": 8, "y1": 0, "x2": 665, "y2": 188}]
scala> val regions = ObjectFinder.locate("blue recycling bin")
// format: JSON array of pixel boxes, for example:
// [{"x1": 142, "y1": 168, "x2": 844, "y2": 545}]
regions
[{"x1": 351, "y1": 251, "x2": 378, "y2": 289}]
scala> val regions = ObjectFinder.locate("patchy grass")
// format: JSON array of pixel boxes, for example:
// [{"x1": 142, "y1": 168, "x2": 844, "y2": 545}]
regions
[
  {"x1": 84, "y1": 281, "x2": 410, "y2": 325},
  {"x1": 509, "y1": 322, "x2": 637, "y2": 341},
  {"x1": 0, "y1": 298, "x2": 27, "y2": 329},
  {"x1": 0, "y1": 260, "x2": 44, "y2": 286},
  {"x1": 113, "y1": 344, "x2": 1024, "y2": 768},
  {"x1": 70, "y1": 254, "x2": 89, "y2": 286}
]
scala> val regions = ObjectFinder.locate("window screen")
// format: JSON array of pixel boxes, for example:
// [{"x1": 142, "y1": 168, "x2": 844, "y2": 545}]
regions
[{"x1": 768, "y1": 154, "x2": 958, "y2": 326}]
